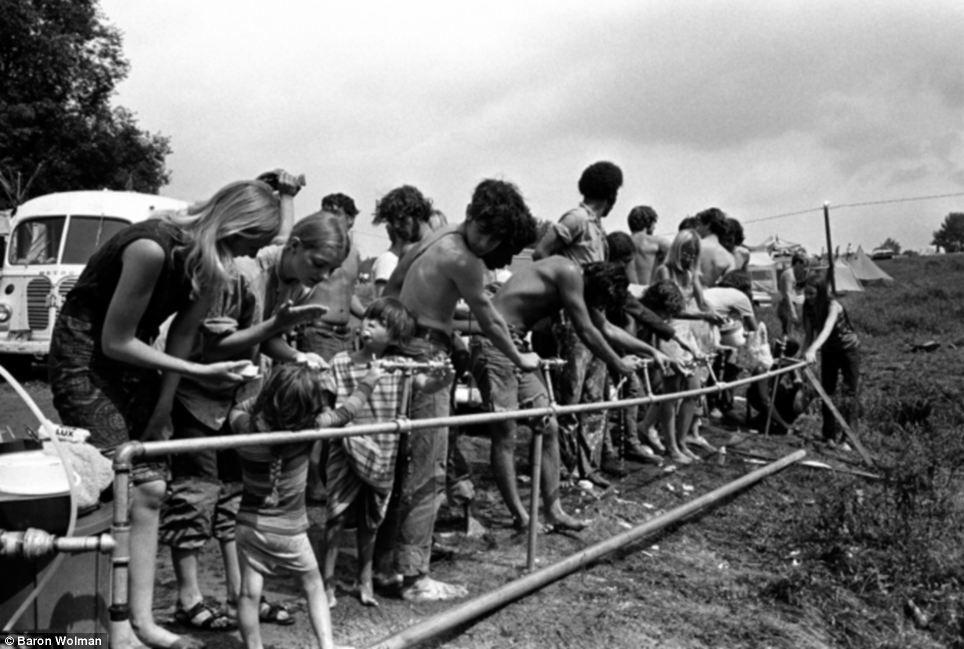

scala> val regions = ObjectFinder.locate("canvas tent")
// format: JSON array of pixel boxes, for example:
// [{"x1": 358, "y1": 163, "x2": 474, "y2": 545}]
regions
[
  {"x1": 845, "y1": 246, "x2": 894, "y2": 284},
  {"x1": 830, "y1": 259, "x2": 864, "y2": 293}
]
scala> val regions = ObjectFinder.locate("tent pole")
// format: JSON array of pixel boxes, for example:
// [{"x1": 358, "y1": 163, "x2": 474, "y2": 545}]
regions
[{"x1": 823, "y1": 202, "x2": 836, "y2": 293}]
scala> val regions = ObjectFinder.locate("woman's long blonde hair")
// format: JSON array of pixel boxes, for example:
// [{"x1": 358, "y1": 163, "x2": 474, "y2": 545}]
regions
[
  {"x1": 663, "y1": 228, "x2": 707, "y2": 309},
  {"x1": 160, "y1": 180, "x2": 281, "y2": 298}
]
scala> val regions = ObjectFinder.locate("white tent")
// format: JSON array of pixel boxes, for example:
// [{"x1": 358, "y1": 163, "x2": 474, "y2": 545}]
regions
[
  {"x1": 846, "y1": 246, "x2": 894, "y2": 284},
  {"x1": 827, "y1": 260, "x2": 864, "y2": 293}
]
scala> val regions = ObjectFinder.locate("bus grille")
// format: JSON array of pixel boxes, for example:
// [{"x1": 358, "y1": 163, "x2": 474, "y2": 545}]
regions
[
  {"x1": 27, "y1": 277, "x2": 53, "y2": 330},
  {"x1": 58, "y1": 276, "x2": 78, "y2": 300}
]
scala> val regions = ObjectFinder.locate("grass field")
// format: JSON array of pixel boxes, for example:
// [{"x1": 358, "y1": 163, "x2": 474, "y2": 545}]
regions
[{"x1": 757, "y1": 253, "x2": 964, "y2": 648}]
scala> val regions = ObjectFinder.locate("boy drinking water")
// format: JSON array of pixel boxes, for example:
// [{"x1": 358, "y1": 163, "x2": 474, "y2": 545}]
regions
[{"x1": 323, "y1": 297, "x2": 451, "y2": 607}]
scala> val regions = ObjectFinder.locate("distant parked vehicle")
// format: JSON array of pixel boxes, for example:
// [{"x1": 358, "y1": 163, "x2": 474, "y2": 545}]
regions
[
  {"x1": 0, "y1": 190, "x2": 187, "y2": 366},
  {"x1": 871, "y1": 247, "x2": 896, "y2": 260}
]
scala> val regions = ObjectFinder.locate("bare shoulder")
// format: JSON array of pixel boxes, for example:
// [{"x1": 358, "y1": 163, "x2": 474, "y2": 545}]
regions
[
  {"x1": 122, "y1": 237, "x2": 166, "y2": 265},
  {"x1": 549, "y1": 256, "x2": 581, "y2": 281}
]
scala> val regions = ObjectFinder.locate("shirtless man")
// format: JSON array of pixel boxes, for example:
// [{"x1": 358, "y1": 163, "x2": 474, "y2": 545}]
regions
[
  {"x1": 370, "y1": 186, "x2": 434, "y2": 298},
  {"x1": 475, "y1": 258, "x2": 664, "y2": 529},
  {"x1": 298, "y1": 192, "x2": 365, "y2": 360},
  {"x1": 694, "y1": 207, "x2": 736, "y2": 287},
  {"x1": 627, "y1": 205, "x2": 670, "y2": 285},
  {"x1": 376, "y1": 179, "x2": 540, "y2": 602}
]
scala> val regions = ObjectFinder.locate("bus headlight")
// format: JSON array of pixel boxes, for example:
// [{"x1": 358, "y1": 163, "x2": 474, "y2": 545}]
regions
[{"x1": 0, "y1": 304, "x2": 11, "y2": 324}]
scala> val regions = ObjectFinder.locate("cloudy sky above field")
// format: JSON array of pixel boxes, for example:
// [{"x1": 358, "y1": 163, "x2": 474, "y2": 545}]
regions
[{"x1": 98, "y1": 0, "x2": 964, "y2": 257}]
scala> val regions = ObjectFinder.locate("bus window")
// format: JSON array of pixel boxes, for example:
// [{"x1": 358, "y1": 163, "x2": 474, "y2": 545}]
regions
[
  {"x1": 9, "y1": 217, "x2": 65, "y2": 265},
  {"x1": 62, "y1": 216, "x2": 129, "y2": 264}
]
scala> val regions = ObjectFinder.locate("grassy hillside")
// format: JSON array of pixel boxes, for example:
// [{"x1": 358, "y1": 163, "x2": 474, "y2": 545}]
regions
[{"x1": 768, "y1": 253, "x2": 964, "y2": 648}]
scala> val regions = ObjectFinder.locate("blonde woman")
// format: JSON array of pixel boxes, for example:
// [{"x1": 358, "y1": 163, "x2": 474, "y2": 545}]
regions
[
  {"x1": 652, "y1": 228, "x2": 723, "y2": 463},
  {"x1": 49, "y1": 179, "x2": 284, "y2": 649}
]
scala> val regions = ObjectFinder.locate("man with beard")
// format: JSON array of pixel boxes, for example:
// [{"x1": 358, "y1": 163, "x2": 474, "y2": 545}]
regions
[
  {"x1": 377, "y1": 179, "x2": 540, "y2": 602},
  {"x1": 371, "y1": 186, "x2": 435, "y2": 298}
]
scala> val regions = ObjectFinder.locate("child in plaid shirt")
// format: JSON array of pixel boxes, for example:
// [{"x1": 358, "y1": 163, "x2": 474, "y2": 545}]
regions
[{"x1": 322, "y1": 298, "x2": 451, "y2": 607}]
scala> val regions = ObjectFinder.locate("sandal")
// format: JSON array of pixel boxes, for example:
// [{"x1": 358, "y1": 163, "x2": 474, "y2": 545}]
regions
[
  {"x1": 174, "y1": 600, "x2": 237, "y2": 631},
  {"x1": 259, "y1": 597, "x2": 295, "y2": 625}
]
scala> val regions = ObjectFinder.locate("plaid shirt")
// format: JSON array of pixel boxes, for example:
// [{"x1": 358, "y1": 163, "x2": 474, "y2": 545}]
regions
[{"x1": 325, "y1": 351, "x2": 408, "y2": 529}]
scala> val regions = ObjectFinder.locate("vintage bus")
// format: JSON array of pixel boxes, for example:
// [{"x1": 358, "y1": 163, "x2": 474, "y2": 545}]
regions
[{"x1": 0, "y1": 190, "x2": 188, "y2": 366}]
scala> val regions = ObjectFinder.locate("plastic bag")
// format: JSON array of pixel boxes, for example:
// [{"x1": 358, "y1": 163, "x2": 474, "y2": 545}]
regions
[{"x1": 734, "y1": 322, "x2": 774, "y2": 373}]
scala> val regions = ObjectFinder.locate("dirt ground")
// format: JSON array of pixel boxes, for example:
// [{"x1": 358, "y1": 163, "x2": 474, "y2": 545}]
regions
[{"x1": 0, "y1": 362, "x2": 888, "y2": 649}]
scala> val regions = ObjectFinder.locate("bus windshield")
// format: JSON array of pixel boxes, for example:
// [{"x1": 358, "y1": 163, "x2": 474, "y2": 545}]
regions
[{"x1": 8, "y1": 215, "x2": 129, "y2": 266}]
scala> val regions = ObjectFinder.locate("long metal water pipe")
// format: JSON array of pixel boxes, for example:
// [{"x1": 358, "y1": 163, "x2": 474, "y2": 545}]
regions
[{"x1": 365, "y1": 450, "x2": 807, "y2": 649}]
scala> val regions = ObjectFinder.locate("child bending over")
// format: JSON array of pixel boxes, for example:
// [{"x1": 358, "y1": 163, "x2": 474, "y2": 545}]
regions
[
  {"x1": 323, "y1": 297, "x2": 450, "y2": 607},
  {"x1": 229, "y1": 362, "x2": 381, "y2": 649}
]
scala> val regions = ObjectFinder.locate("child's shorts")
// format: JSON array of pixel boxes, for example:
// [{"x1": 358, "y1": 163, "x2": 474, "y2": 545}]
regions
[{"x1": 236, "y1": 525, "x2": 317, "y2": 576}]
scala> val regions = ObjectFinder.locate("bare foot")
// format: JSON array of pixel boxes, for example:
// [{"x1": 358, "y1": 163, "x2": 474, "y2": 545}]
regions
[
  {"x1": 326, "y1": 585, "x2": 337, "y2": 609},
  {"x1": 110, "y1": 623, "x2": 152, "y2": 649},
  {"x1": 546, "y1": 510, "x2": 591, "y2": 532},
  {"x1": 645, "y1": 427, "x2": 666, "y2": 453},
  {"x1": 133, "y1": 624, "x2": 203, "y2": 649},
  {"x1": 358, "y1": 581, "x2": 378, "y2": 607},
  {"x1": 512, "y1": 512, "x2": 530, "y2": 531},
  {"x1": 669, "y1": 450, "x2": 693, "y2": 465},
  {"x1": 401, "y1": 576, "x2": 469, "y2": 602},
  {"x1": 685, "y1": 433, "x2": 716, "y2": 452},
  {"x1": 682, "y1": 446, "x2": 702, "y2": 462}
]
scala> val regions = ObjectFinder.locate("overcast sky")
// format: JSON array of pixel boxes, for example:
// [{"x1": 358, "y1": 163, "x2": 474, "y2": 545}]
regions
[{"x1": 98, "y1": 0, "x2": 964, "y2": 258}]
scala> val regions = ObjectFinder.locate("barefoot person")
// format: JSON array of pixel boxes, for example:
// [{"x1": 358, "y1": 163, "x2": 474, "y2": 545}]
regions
[
  {"x1": 48, "y1": 179, "x2": 285, "y2": 649},
  {"x1": 472, "y1": 258, "x2": 662, "y2": 529},
  {"x1": 230, "y1": 362, "x2": 378, "y2": 649},
  {"x1": 377, "y1": 179, "x2": 540, "y2": 602},
  {"x1": 323, "y1": 298, "x2": 450, "y2": 608}
]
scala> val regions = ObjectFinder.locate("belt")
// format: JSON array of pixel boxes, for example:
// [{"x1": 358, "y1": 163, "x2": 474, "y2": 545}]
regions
[
  {"x1": 311, "y1": 321, "x2": 352, "y2": 335},
  {"x1": 413, "y1": 324, "x2": 453, "y2": 351}
]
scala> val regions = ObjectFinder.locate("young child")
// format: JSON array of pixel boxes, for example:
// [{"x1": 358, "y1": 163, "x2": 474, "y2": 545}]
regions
[
  {"x1": 229, "y1": 362, "x2": 380, "y2": 649},
  {"x1": 323, "y1": 297, "x2": 450, "y2": 607}
]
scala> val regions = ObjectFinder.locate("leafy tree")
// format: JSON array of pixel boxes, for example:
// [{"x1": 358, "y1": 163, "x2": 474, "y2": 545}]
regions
[
  {"x1": 0, "y1": 0, "x2": 171, "y2": 210},
  {"x1": 932, "y1": 213, "x2": 964, "y2": 253},
  {"x1": 878, "y1": 237, "x2": 901, "y2": 254}
]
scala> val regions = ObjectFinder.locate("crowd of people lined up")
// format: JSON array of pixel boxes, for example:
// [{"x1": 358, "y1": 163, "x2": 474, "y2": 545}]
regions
[{"x1": 47, "y1": 162, "x2": 860, "y2": 649}]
